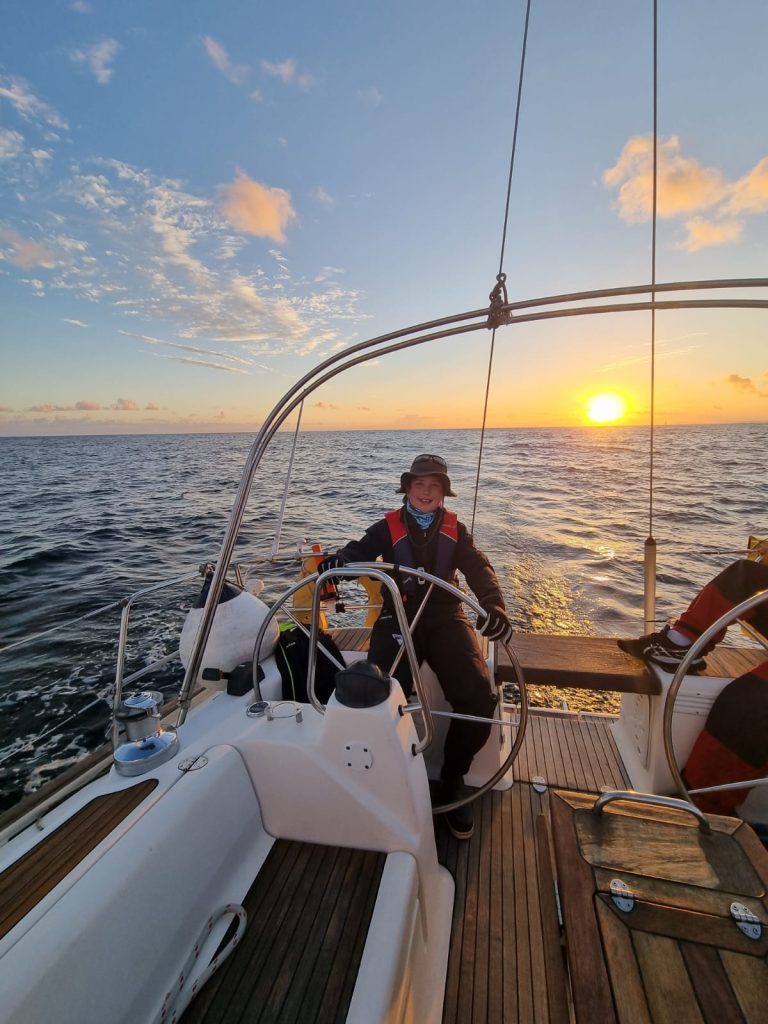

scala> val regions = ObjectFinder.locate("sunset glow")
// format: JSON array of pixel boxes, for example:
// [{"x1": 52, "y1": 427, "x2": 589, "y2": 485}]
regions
[
  {"x1": 1, "y1": 3, "x2": 767, "y2": 435},
  {"x1": 586, "y1": 393, "x2": 627, "y2": 424}
]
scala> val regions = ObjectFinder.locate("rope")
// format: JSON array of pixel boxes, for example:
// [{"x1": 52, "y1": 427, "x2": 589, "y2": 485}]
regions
[
  {"x1": 471, "y1": 0, "x2": 533, "y2": 538},
  {"x1": 155, "y1": 903, "x2": 247, "y2": 1024}
]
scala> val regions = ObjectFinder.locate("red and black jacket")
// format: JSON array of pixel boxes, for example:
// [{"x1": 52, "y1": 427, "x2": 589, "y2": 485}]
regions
[{"x1": 337, "y1": 505, "x2": 506, "y2": 619}]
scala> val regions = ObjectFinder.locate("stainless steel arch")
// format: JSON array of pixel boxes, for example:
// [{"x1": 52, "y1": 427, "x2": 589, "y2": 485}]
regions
[{"x1": 177, "y1": 278, "x2": 768, "y2": 721}]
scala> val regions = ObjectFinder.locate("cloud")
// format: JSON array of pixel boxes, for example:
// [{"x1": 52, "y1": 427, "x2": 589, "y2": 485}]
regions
[
  {"x1": 0, "y1": 74, "x2": 68, "y2": 130},
  {"x1": 0, "y1": 128, "x2": 24, "y2": 160},
  {"x1": 75, "y1": 400, "x2": 101, "y2": 409},
  {"x1": 113, "y1": 398, "x2": 139, "y2": 410},
  {"x1": 2, "y1": 155, "x2": 366, "y2": 357},
  {"x1": 0, "y1": 228, "x2": 56, "y2": 268},
  {"x1": 119, "y1": 328, "x2": 258, "y2": 367},
  {"x1": 219, "y1": 173, "x2": 297, "y2": 242},
  {"x1": 261, "y1": 58, "x2": 314, "y2": 90},
  {"x1": 603, "y1": 135, "x2": 768, "y2": 252},
  {"x1": 63, "y1": 317, "x2": 88, "y2": 327},
  {"x1": 153, "y1": 354, "x2": 250, "y2": 374},
  {"x1": 603, "y1": 136, "x2": 728, "y2": 222},
  {"x1": 724, "y1": 373, "x2": 768, "y2": 397},
  {"x1": 0, "y1": 405, "x2": 15, "y2": 412},
  {"x1": 725, "y1": 157, "x2": 768, "y2": 215},
  {"x1": 70, "y1": 0, "x2": 91, "y2": 11},
  {"x1": 313, "y1": 401, "x2": 338, "y2": 410},
  {"x1": 27, "y1": 403, "x2": 75, "y2": 412},
  {"x1": 202, "y1": 36, "x2": 249, "y2": 85},
  {"x1": 675, "y1": 217, "x2": 743, "y2": 253},
  {"x1": 145, "y1": 402, "x2": 161, "y2": 410},
  {"x1": 310, "y1": 186, "x2": 335, "y2": 208},
  {"x1": 69, "y1": 39, "x2": 121, "y2": 85}
]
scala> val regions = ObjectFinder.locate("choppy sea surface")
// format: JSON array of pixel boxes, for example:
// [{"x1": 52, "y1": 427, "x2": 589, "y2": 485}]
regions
[{"x1": 1, "y1": 424, "x2": 765, "y2": 812}]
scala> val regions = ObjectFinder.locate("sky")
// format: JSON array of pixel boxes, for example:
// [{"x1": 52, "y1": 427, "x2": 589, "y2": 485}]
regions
[{"x1": 1, "y1": 0, "x2": 767, "y2": 436}]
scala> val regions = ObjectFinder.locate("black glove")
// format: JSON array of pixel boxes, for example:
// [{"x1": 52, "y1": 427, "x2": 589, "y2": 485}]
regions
[
  {"x1": 477, "y1": 608, "x2": 513, "y2": 644},
  {"x1": 318, "y1": 554, "x2": 345, "y2": 576}
]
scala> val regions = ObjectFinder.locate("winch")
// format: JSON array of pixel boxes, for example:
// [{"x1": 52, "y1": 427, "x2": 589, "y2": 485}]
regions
[{"x1": 113, "y1": 690, "x2": 179, "y2": 776}]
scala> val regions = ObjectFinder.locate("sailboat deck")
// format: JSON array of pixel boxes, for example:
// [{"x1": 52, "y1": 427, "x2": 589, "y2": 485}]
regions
[
  {"x1": 181, "y1": 711, "x2": 625, "y2": 1023},
  {"x1": 436, "y1": 710, "x2": 628, "y2": 1024}
]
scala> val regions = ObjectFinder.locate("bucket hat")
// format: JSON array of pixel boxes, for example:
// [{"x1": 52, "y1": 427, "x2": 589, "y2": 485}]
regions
[{"x1": 397, "y1": 453, "x2": 456, "y2": 496}]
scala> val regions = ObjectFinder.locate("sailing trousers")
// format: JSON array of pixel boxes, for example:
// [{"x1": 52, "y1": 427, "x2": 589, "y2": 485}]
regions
[{"x1": 368, "y1": 608, "x2": 497, "y2": 778}]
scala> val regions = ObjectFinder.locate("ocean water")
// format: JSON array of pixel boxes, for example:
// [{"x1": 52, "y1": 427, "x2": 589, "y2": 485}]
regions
[{"x1": 0, "y1": 423, "x2": 765, "y2": 811}]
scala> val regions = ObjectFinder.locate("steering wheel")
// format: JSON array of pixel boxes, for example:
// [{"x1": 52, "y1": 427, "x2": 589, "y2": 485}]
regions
[{"x1": 250, "y1": 562, "x2": 529, "y2": 816}]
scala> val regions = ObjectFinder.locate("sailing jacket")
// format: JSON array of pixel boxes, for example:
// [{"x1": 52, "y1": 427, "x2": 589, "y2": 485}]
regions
[{"x1": 336, "y1": 504, "x2": 506, "y2": 621}]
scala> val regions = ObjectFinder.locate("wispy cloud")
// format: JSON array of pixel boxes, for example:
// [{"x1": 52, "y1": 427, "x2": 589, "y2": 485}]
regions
[
  {"x1": 310, "y1": 186, "x2": 335, "y2": 208},
  {"x1": 202, "y1": 36, "x2": 250, "y2": 85},
  {"x1": 69, "y1": 39, "x2": 121, "y2": 85},
  {"x1": 119, "y1": 329, "x2": 260, "y2": 368},
  {"x1": 0, "y1": 74, "x2": 68, "y2": 130},
  {"x1": 0, "y1": 128, "x2": 24, "y2": 160},
  {"x1": 261, "y1": 58, "x2": 314, "y2": 90},
  {"x1": 597, "y1": 336, "x2": 706, "y2": 373},
  {"x1": 0, "y1": 228, "x2": 56, "y2": 268},
  {"x1": 603, "y1": 135, "x2": 768, "y2": 251},
  {"x1": 63, "y1": 318, "x2": 88, "y2": 327},
  {"x1": 219, "y1": 172, "x2": 297, "y2": 242},
  {"x1": 2, "y1": 155, "x2": 367, "y2": 365}
]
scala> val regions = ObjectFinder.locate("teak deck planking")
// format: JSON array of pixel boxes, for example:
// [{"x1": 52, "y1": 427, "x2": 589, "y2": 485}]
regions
[
  {"x1": 184, "y1": 841, "x2": 385, "y2": 1024},
  {"x1": 0, "y1": 779, "x2": 157, "y2": 941}
]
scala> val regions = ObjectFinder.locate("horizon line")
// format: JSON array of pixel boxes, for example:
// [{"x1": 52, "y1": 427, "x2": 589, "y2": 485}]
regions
[{"x1": 1, "y1": 419, "x2": 766, "y2": 441}]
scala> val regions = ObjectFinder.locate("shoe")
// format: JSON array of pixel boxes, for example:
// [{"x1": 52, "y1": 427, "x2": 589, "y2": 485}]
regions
[
  {"x1": 617, "y1": 626, "x2": 706, "y2": 673},
  {"x1": 440, "y1": 773, "x2": 475, "y2": 839}
]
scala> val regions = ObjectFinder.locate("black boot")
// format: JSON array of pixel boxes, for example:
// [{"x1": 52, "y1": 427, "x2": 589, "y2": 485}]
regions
[{"x1": 441, "y1": 771, "x2": 474, "y2": 840}]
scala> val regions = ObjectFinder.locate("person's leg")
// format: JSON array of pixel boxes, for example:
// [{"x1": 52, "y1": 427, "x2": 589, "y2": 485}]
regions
[
  {"x1": 675, "y1": 559, "x2": 768, "y2": 651},
  {"x1": 422, "y1": 615, "x2": 497, "y2": 778},
  {"x1": 618, "y1": 558, "x2": 768, "y2": 670},
  {"x1": 367, "y1": 610, "x2": 418, "y2": 694}
]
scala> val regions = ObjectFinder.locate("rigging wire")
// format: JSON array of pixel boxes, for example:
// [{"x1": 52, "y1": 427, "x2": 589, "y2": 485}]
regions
[
  {"x1": 644, "y1": 0, "x2": 659, "y2": 632},
  {"x1": 270, "y1": 399, "x2": 304, "y2": 559},
  {"x1": 470, "y1": 0, "x2": 533, "y2": 538}
]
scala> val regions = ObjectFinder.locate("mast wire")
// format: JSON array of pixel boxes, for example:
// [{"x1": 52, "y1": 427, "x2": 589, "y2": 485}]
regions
[
  {"x1": 471, "y1": 0, "x2": 533, "y2": 537},
  {"x1": 649, "y1": 0, "x2": 658, "y2": 537},
  {"x1": 643, "y1": 0, "x2": 659, "y2": 633}
]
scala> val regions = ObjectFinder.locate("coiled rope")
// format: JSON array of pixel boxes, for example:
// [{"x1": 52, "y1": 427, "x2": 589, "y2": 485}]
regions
[{"x1": 155, "y1": 903, "x2": 247, "y2": 1023}]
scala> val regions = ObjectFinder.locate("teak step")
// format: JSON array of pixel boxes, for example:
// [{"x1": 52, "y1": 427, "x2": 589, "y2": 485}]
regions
[
  {"x1": 496, "y1": 633, "x2": 767, "y2": 695},
  {"x1": 496, "y1": 634, "x2": 659, "y2": 695}
]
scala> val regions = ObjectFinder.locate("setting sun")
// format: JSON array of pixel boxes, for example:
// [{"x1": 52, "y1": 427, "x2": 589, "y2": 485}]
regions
[{"x1": 586, "y1": 393, "x2": 627, "y2": 424}]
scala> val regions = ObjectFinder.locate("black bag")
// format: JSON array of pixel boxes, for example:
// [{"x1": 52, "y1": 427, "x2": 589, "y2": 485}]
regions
[{"x1": 275, "y1": 625, "x2": 344, "y2": 703}]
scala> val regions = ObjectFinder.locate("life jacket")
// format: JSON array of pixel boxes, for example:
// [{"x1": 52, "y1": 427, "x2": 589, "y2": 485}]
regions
[{"x1": 384, "y1": 507, "x2": 458, "y2": 595}]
